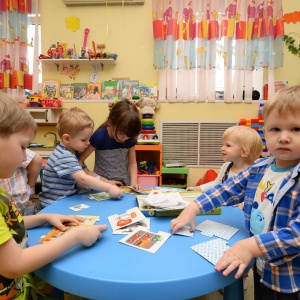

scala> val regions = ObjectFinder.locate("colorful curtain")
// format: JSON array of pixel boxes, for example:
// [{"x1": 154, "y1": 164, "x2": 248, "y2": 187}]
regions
[
  {"x1": 152, "y1": 0, "x2": 284, "y2": 103},
  {"x1": 0, "y1": 0, "x2": 33, "y2": 101}
]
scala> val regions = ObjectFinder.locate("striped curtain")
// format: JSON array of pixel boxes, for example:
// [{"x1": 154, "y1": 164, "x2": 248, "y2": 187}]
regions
[
  {"x1": 0, "y1": 0, "x2": 33, "y2": 101},
  {"x1": 152, "y1": 0, "x2": 284, "y2": 103}
]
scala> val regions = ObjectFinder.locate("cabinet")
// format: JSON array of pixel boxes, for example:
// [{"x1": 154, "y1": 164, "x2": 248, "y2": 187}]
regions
[
  {"x1": 26, "y1": 108, "x2": 63, "y2": 125},
  {"x1": 39, "y1": 58, "x2": 116, "y2": 71},
  {"x1": 135, "y1": 144, "x2": 162, "y2": 186},
  {"x1": 162, "y1": 166, "x2": 189, "y2": 189}
]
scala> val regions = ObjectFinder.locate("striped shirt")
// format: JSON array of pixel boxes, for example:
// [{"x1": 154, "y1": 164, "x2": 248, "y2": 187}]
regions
[
  {"x1": 39, "y1": 144, "x2": 86, "y2": 207},
  {"x1": 195, "y1": 156, "x2": 300, "y2": 293},
  {"x1": 90, "y1": 128, "x2": 137, "y2": 186}
]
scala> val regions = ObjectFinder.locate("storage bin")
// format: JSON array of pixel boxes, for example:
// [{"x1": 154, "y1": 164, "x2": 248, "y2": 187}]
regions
[{"x1": 137, "y1": 175, "x2": 159, "y2": 186}]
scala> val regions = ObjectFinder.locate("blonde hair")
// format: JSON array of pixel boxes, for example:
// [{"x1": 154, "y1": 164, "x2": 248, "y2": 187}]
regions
[
  {"x1": 57, "y1": 107, "x2": 94, "y2": 138},
  {"x1": 223, "y1": 125, "x2": 263, "y2": 163},
  {"x1": 0, "y1": 92, "x2": 37, "y2": 138},
  {"x1": 263, "y1": 85, "x2": 300, "y2": 120}
]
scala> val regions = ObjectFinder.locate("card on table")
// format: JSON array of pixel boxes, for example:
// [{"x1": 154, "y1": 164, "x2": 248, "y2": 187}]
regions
[
  {"x1": 40, "y1": 215, "x2": 100, "y2": 243},
  {"x1": 191, "y1": 238, "x2": 230, "y2": 265},
  {"x1": 69, "y1": 203, "x2": 90, "y2": 211},
  {"x1": 108, "y1": 207, "x2": 145, "y2": 231},
  {"x1": 89, "y1": 192, "x2": 111, "y2": 201},
  {"x1": 174, "y1": 226, "x2": 194, "y2": 237},
  {"x1": 119, "y1": 229, "x2": 171, "y2": 253},
  {"x1": 195, "y1": 220, "x2": 239, "y2": 240},
  {"x1": 113, "y1": 218, "x2": 150, "y2": 234}
]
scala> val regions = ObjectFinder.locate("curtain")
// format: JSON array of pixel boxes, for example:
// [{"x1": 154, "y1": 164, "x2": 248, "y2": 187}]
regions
[
  {"x1": 152, "y1": 0, "x2": 284, "y2": 103},
  {"x1": 0, "y1": 0, "x2": 33, "y2": 101}
]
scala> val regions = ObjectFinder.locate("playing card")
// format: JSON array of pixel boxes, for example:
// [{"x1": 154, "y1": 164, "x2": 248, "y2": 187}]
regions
[{"x1": 89, "y1": 192, "x2": 111, "y2": 201}]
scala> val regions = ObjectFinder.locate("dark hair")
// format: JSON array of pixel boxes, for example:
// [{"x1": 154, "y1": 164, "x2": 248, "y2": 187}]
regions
[{"x1": 99, "y1": 99, "x2": 141, "y2": 140}]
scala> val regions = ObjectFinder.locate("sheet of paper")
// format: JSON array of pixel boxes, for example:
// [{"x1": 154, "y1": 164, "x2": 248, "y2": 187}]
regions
[
  {"x1": 119, "y1": 229, "x2": 171, "y2": 253},
  {"x1": 113, "y1": 218, "x2": 150, "y2": 234},
  {"x1": 191, "y1": 238, "x2": 230, "y2": 265},
  {"x1": 40, "y1": 215, "x2": 100, "y2": 243},
  {"x1": 108, "y1": 207, "x2": 145, "y2": 231},
  {"x1": 195, "y1": 220, "x2": 239, "y2": 240}
]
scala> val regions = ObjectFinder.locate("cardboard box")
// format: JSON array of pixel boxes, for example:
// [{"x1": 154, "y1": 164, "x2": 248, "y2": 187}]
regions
[{"x1": 136, "y1": 191, "x2": 222, "y2": 217}]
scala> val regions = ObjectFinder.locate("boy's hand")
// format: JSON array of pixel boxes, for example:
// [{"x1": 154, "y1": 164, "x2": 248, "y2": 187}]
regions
[
  {"x1": 170, "y1": 202, "x2": 200, "y2": 234},
  {"x1": 214, "y1": 237, "x2": 262, "y2": 278},
  {"x1": 45, "y1": 214, "x2": 84, "y2": 231},
  {"x1": 107, "y1": 185, "x2": 123, "y2": 199},
  {"x1": 74, "y1": 224, "x2": 108, "y2": 247}
]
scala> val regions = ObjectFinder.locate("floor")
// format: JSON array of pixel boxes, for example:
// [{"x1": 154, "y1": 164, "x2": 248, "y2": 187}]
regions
[{"x1": 63, "y1": 269, "x2": 254, "y2": 300}]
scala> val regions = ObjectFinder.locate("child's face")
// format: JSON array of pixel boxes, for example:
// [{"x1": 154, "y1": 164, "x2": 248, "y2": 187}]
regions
[
  {"x1": 108, "y1": 126, "x2": 129, "y2": 143},
  {"x1": 66, "y1": 127, "x2": 93, "y2": 154},
  {"x1": 221, "y1": 135, "x2": 243, "y2": 163},
  {"x1": 264, "y1": 110, "x2": 300, "y2": 168},
  {"x1": 0, "y1": 129, "x2": 34, "y2": 179}
]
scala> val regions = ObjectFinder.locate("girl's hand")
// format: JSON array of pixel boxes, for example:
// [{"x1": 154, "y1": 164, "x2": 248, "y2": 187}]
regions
[
  {"x1": 132, "y1": 183, "x2": 142, "y2": 191},
  {"x1": 46, "y1": 214, "x2": 84, "y2": 231},
  {"x1": 74, "y1": 224, "x2": 108, "y2": 247}
]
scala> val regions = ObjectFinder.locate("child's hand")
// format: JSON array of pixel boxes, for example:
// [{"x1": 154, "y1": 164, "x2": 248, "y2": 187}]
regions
[
  {"x1": 107, "y1": 185, "x2": 123, "y2": 199},
  {"x1": 45, "y1": 214, "x2": 84, "y2": 231},
  {"x1": 170, "y1": 202, "x2": 200, "y2": 234},
  {"x1": 74, "y1": 224, "x2": 108, "y2": 247},
  {"x1": 214, "y1": 237, "x2": 261, "y2": 278}
]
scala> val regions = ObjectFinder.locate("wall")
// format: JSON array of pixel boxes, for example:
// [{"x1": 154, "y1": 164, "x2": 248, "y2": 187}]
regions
[{"x1": 38, "y1": 0, "x2": 300, "y2": 186}]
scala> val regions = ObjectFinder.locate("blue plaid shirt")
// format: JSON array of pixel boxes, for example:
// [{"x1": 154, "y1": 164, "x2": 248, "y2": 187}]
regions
[{"x1": 195, "y1": 156, "x2": 300, "y2": 293}]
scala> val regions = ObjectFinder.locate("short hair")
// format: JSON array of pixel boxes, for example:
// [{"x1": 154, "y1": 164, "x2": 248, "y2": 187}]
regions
[
  {"x1": 57, "y1": 107, "x2": 94, "y2": 138},
  {"x1": 223, "y1": 125, "x2": 263, "y2": 163},
  {"x1": 263, "y1": 85, "x2": 300, "y2": 120},
  {"x1": 99, "y1": 99, "x2": 141, "y2": 139},
  {"x1": 0, "y1": 92, "x2": 37, "y2": 138}
]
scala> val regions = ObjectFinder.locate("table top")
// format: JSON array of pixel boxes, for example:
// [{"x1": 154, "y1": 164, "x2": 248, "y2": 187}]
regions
[{"x1": 28, "y1": 191, "x2": 249, "y2": 300}]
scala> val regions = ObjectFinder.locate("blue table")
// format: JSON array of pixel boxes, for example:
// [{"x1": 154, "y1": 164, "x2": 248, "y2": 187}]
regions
[{"x1": 27, "y1": 192, "x2": 251, "y2": 300}]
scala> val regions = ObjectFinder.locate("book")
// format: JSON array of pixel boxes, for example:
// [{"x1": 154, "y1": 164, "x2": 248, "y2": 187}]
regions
[
  {"x1": 139, "y1": 81, "x2": 158, "y2": 99},
  {"x1": 72, "y1": 82, "x2": 87, "y2": 100},
  {"x1": 40, "y1": 215, "x2": 100, "y2": 243},
  {"x1": 102, "y1": 80, "x2": 120, "y2": 101},
  {"x1": 136, "y1": 191, "x2": 222, "y2": 217},
  {"x1": 120, "y1": 80, "x2": 140, "y2": 99},
  {"x1": 83, "y1": 82, "x2": 102, "y2": 100},
  {"x1": 163, "y1": 160, "x2": 186, "y2": 168},
  {"x1": 60, "y1": 83, "x2": 74, "y2": 100}
]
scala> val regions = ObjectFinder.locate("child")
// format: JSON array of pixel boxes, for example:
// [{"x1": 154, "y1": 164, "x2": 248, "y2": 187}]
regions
[
  {"x1": 171, "y1": 85, "x2": 300, "y2": 299},
  {"x1": 0, "y1": 149, "x2": 42, "y2": 215},
  {"x1": 186, "y1": 125, "x2": 263, "y2": 194},
  {"x1": 39, "y1": 107, "x2": 122, "y2": 207},
  {"x1": 79, "y1": 98, "x2": 142, "y2": 189},
  {"x1": 0, "y1": 92, "x2": 108, "y2": 299}
]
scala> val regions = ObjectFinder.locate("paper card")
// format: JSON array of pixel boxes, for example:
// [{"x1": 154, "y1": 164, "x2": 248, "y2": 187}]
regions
[
  {"x1": 175, "y1": 226, "x2": 194, "y2": 237},
  {"x1": 40, "y1": 215, "x2": 100, "y2": 243},
  {"x1": 113, "y1": 218, "x2": 150, "y2": 234},
  {"x1": 89, "y1": 192, "x2": 111, "y2": 201},
  {"x1": 119, "y1": 229, "x2": 171, "y2": 253},
  {"x1": 191, "y1": 238, "x2": 230, "y2": 265},
  {"x1": 69, "y1": 203, "x2": 90, "y2": 211},
  {"x1": 108, "y1": 207, "x2": 145, "y2": 231},
  {"x1": 195, "y1": 220, "x2": 239, "y2": 240},
  {"x1": 120, "y1": 186, "x2": 154, "y2": 194}
]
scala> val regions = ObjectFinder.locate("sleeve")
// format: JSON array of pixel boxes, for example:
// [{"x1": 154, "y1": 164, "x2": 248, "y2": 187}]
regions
[
  {"x1": 21, "y1": 149, "x2": 37, "y2": 168},
  {"x1": 89, "y1": 129, "x2": 103, "y2": 149},
  {"x1": 199, "y1": 163, "x2": 229, "y2": 192},
  {"x1": 53, "y1": 155, "x2": 83, "y2": 177}
]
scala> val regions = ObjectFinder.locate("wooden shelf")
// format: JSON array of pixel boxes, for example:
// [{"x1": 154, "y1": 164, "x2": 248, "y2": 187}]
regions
[{"x1": 38, "y1": 58, "x2": 116, "y2": 71}]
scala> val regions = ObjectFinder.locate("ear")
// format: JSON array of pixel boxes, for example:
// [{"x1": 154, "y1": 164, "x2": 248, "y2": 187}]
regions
[
  {"x1": 241, "y1": 148, "x2": 250, "y2": 158},
  {"x1": 62, "y1": 133, "x2": 71, "y2": 144}
]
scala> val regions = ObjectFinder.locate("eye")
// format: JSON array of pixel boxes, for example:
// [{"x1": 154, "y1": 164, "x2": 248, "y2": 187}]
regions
[
  {"x1": 292, "y1": 127, "x2": 300, "y2": 132},
  {"x1": 270, "y1": 127, "x2": 280, "y2": 132}
]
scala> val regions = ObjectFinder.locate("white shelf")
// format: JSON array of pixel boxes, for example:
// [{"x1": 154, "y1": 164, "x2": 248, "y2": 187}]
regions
[{"x1": 38, "y1": 58, "x2": 116, "y2": 71}]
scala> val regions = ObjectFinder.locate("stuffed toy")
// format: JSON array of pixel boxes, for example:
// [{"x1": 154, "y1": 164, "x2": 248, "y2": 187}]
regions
[{"x1": 137, "y1": 97, "x2": 160, "y2": 115}]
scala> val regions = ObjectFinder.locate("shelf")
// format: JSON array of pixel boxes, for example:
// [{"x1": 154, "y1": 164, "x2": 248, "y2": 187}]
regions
[{"x1": 38, "y1": 58, "x2": 116, "y2": 71}]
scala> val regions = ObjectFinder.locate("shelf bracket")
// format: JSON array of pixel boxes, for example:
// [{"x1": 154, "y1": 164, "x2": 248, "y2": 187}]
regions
[
  {"x1": 54, "y1": 63, "x2": 59, "y2": 71},
  {"x1": 100, "y1": 63, "x2": 104, "y2": 71}
]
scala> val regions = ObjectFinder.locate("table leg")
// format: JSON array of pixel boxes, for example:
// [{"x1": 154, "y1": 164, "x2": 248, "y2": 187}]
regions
[{"x1": 224, "y1": 277, "x2": 243, "y2": 300}]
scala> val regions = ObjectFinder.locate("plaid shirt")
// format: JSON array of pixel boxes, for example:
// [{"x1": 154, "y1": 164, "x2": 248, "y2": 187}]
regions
[{"x1": 195, "y1": 156, "x2": 300, "y2": 293}]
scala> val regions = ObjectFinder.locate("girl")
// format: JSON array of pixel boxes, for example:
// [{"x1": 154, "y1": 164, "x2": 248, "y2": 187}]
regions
[{"x1": 80, "y1": 99, "x2": 142, "y2": 189}]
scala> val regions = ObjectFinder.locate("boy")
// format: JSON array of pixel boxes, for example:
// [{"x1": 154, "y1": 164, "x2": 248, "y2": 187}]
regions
[
  {"x1": 0, "y1": 92, "x2": 107, "y2": 299},
  {"x1": 0, "y1": 149, "x2": 42, "y2": 215},
  {"x1": 39, "y1": 107, "x2": 122, "y2": 207},
  {"x1": 171, "y1": 85, "x2": 300, "y2": 299}
]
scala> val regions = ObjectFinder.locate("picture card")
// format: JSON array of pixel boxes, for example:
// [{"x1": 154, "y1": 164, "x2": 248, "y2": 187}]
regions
[
  {"x1": 174, "y1": 226, "x2": 194, "y2": 237},
  {"x1": 195, "y1": 220, "x2": 239, "y2": 240},
  {"x1": 69, "y1": 203, "x2": 90, "y2": 211},
  {"x1": 40, "y1": 215, "x2": 100, "y2": 243},
  {"x1": 119, "y1": 229, "x2": 171, "y2": 253},
  {"x1": 89, "y1": 192, "x2": 111, "y2": 201},
  {"x1": 191, "y1": 238, "x2": 229, "y2": 265},
  {"x1": 113, "y1": 218, "x2": 150, "y2": 234},
  {"x1": 108, "y1": 207, "x2": 145, "y2": 231}
]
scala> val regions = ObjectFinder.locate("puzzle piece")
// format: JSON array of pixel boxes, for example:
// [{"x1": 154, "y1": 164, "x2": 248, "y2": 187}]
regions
[{"x1": 175, "y1": 226, "x2": 194, "y2": 237}]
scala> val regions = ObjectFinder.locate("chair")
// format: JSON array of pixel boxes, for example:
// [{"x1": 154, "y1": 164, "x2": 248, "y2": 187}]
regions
[{"x1": 196, "y1": 169, "x2": 218, "y2": 186}]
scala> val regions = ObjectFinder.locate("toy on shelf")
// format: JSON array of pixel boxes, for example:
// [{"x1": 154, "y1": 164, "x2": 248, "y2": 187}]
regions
[{"x1": 137, "y1": 97, "x2": 160, "y2": 144}]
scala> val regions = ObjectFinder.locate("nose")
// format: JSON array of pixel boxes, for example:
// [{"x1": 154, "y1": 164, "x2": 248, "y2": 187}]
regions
[{"x1": 278, "y1": 131, "x2": 291, "y2": 143}]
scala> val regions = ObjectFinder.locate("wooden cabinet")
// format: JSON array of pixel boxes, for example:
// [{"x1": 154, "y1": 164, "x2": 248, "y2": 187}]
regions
[
  {"x1": 135, "y1": 144, "x2": 162, "y2": 186},
  {"x1": 26, "y1": 108, "x2": 63, "y2": 125},
  {"x1": 162, "y1": 166, "x2": 189, "y2": 189}
]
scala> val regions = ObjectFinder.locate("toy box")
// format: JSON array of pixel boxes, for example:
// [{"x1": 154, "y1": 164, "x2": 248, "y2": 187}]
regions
[{"x1": 136, "y1": 191, "x2": 222, "y2": 217}]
